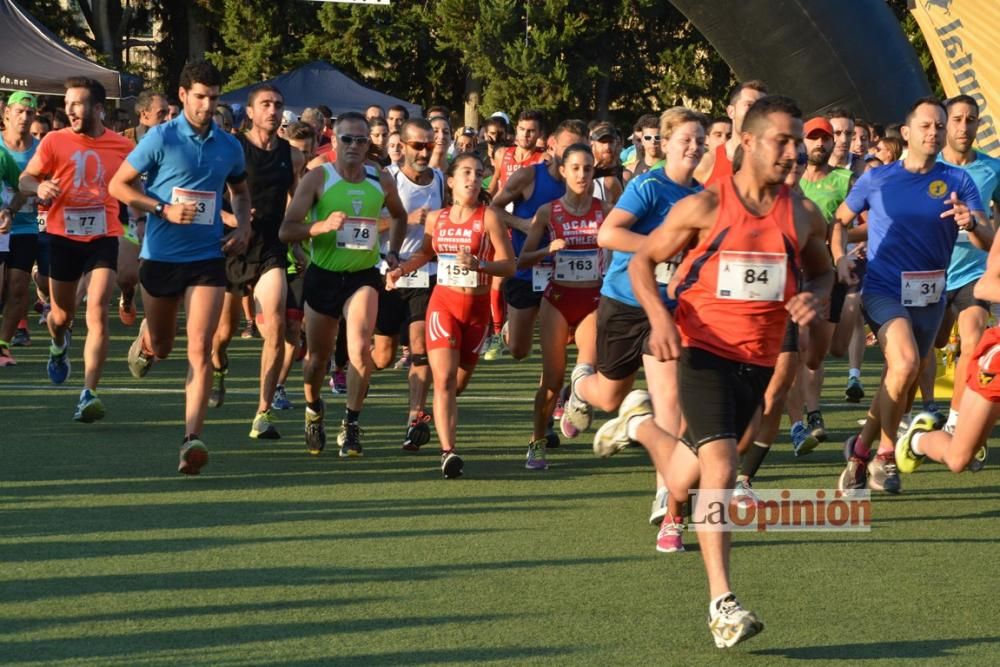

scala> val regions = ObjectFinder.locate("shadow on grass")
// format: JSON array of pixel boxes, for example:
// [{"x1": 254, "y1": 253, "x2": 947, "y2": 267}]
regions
[
  {"x1": 752, "y1": 636, "x2": 1000, "y2": 660},
  {"x1": 270, "y1": 646, "x2": 581, "y2": 666}
]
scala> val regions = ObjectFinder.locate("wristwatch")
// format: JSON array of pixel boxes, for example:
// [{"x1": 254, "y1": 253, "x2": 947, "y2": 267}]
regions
[{"x1": 154, "y1": 202, "x2": 166, "y2": 217}]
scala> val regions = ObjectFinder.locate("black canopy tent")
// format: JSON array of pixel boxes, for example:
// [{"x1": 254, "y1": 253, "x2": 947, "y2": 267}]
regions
[
  {"x1": 0, "y1": 0, "x2": 142, "y2": 98},
  {"x1": 220, "y1": 61, "x2": 421, "y2": 117}
]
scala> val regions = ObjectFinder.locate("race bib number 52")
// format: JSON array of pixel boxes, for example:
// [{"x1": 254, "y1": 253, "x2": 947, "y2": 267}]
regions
[{"x1": 716, "y1": 251, "x2": 787, "y2": 301}]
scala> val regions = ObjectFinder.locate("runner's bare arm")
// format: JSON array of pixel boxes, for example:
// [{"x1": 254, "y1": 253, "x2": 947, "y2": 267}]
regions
[
  {"x1": 278, "y1": 168, "x2": 334, "y2": 243},
  {"x1": 380, "y1": 170, "x2": 409, "y2": 266},
  {"x1": 628, "y1": 191, "x2": 715, "y2": 361},
  {"x1": 222, "y1": 179, "x2": 253, "y2": 255},
  {"x1": 597, "y1": 206, "x2": 643, "y2": 253},
  {"x1": 486, "y1": 147, "x2": 505, "y2": 197},
  {"x1": 19, "y1": 155, "x2": 59, "y2": 200},
  {"x1": 603, "y1": 176, "x2": 624, "y2": 207},
  {"x1": 289, "y1": 149, "x2": 304, "y2": 198},
  {"x1": 517, "y1": 204, "x2": 563, "y2": 269},
  {"x1": 793, "y1": 197, "x2": 835, "y2": 323},
  {"x1": 941, "y1": 191, "x2": 992, "y2": 250},
  {"x1": 693, "y1": 147, "x2": 716, "y2": 184},
  {"x1": 490, "y1": 167, "x2": 534, "y2": 233},
  {"x1": 974, "y1": 230, "x2": 1000, "y2": 302},
  {"x1": 831, "y1": 200, "x2": 860, "y2": 285},
  {"x1": 108, "y1": 161, "x2": 196, "y2": 224},
  {"x1": 481, "y1": 207, "x2": 516, "y2": 277}
]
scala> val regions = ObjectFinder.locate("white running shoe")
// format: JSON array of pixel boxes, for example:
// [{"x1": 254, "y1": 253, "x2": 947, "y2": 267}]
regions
[
  {"x1": 708, "y1": 594, "x2": 764, "y2": 648},
  {"x1": 593, "y1": 389, "x2": 651, "y2": 458}
]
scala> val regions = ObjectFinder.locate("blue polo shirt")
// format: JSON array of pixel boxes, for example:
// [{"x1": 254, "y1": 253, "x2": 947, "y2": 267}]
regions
[
  {"x1": 938, "y1": 151, "x2": 1000, "y2": 290},
  {"x1": 601, "y1": 168, "x2": 701, "y2": 307},
  {"x1": 127, "y1": 114, "x2": 246, "y2": 263},
  {"x1": 0, "y1": 135, "x2": 39, "y2": 236},
  {"x1": 845, "y1": 160, "x2": 983, "y2": 301}
]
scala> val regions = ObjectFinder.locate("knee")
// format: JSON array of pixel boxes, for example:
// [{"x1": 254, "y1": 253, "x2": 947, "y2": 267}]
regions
[
  {"x1": 371, "y1": 345, "x2": 393, "y2": 370},
  {"x1": 886, "y1": 357, "x2": 920, "y2": 387}
]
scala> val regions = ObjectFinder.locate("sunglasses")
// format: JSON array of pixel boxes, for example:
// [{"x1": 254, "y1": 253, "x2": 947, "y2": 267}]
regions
[
  {"x1": 403, "y1": 140, "x2": 436, "y2": 151},
  {"x1": 339, "y1": 134, "x2": 370, "y2": 145},
  {"x1": 643, "y1": 134, "x2": 661, "y2": 142}
]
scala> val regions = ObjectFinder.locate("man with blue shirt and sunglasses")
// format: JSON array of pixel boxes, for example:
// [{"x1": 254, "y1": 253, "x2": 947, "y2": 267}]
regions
[{"x1": 109, "y1": 61, "x2": 252, "y2": 475}]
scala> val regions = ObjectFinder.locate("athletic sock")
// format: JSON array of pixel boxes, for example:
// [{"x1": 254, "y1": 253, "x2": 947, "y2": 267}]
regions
[
  {"x1": 625, "y1": 413, "x2": 652, "y2": 441},
  {"x1": 849, "y1": 368, "x2": 861, "y2": 380},
  {"x1": 306, "y1": 400, "x2": 323, "y2": 414},
  {"x1": 739, "y1": 441, "x2": 771, "y2": 480},
  {"x1": 910, "y1": 431, "x2": 925, "y2": 456},
  {"x1": 345, "y1": 408, "x2": 361, "y2": 424},
  {"x1": 710, "y1": 592, "x2": 734, "y2": 616},
  {"x1": 853, "y1": 435, "x2": 871, "y2": 459},
  {"x1": 49, "y1": 339, "x2": 67, "y2": 355}
]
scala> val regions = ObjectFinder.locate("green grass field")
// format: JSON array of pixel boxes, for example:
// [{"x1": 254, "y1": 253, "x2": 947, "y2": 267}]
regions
[{"x1": 2, "y1": 315, "x2": 999, "y2": 666}]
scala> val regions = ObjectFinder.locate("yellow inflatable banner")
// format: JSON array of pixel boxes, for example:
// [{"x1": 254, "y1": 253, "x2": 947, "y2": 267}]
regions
[{"x1": 910, "y1": 0, "x2": 1000, "y2": 157}]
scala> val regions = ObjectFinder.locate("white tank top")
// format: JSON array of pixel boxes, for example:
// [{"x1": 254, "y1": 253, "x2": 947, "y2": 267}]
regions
[{"x1": 380, "y1": 164, "x2": 445, "y2": 275}]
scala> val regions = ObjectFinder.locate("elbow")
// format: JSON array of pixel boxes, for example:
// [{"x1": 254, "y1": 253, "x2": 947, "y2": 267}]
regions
[
  {"x1": 278, "y1": 224, "x2": 293, "y2": 244},
  {"x1": 597, "y1": 227, "x2": 613, "y2": 249}
]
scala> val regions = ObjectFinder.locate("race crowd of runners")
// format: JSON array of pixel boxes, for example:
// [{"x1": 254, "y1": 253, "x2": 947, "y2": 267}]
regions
[{"x1": 1, "y1": 60, "x2": 999, "y2": 649}]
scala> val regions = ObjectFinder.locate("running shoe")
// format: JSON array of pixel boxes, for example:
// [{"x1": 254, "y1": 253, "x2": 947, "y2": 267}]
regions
[
  {"x1": 441, "y1": 449, "x2": 464, "y2": 478},
  {"x1": 593, "y1": 389, "x2": 651, "y2": 458},
  {"x1": 118, "y1": 294, "x2": 136, "y2": 326},
  {"x1": 895, "y1": 411, "x2": 938, "y2": 474},
  {"x1": 178, "y1": 437, "x2": 209, "y2": 475},
  {"x1": 272, "y1": 385, "x2": 293, "y2": 410},
  {"x1": 732, "y1": 478, "x2": 760, "y2": 509},
  {"x1": 305, "y1": 404, "x2": 326, "y2": 455},
  {"x1": 838, "y1": 451, "x2": 870, "y2": 495},
  {"x1": 482, "y1": 333, "x2": 505, "y2": 361},
  {"x1": 656, "y1": 515, "x2": 685, "y2": 553},
  {"x1": 330, "y1": 369, "x2": 347, "y2": 394},
  {"x1": 11, "y1": 327, "x2": 31, "y2": 347},
  {"x1": 806, "y1": 410, "x2": 827, "y2": 443},
  {"x1": 402, "y1": 410, "x2": 432, "y2": 451},
  {"x1": 562, "y1": 363, "x2": 595, "y2": 438},
  {"x1": 249, "y1": 410, "x2": 281, "y2": 439},
  {"x1": 127, "y1": 319, "x2": 155, "y2": 379},
  {"x1": 868, "y1": 452, "x2": 901, "y2": 494},
  {"x1": 337, "y1": 419, "x2": 364, "y2": 457},
  {"x1": 545, "y1": 428, "x2": 560, "y2": 449},
  {"x1": 0, "y1": 344, "x2": 16, "y2": 367},
  {"x1": 241, "y1": 323, "x2": 258, "y2": 339},
  {"x1": 73, "y1": 389, "x2": 105, "y2": 423},
  {"x1": 708, "y1": 594, "x2": 764, "y2": 649},
  {"x1": 47, "y1": 340, "x2": 71, "y2": 384},
  {"x1": 650, "y1": 487, "x2": 669, "y2": 525},
  {"x1": 845, "y1": 376, "x2": 864, "y2": 403},
  {"x1": 525, "y1": 438, "x2": 548, "y2": 470},
  {"x1": 208, "y1": 368, "x2": 227, "y2": 408},
  {"x1": 896, "y1": 414, "x2": 912, "y2": 440},
  {"x1": 553, "y1": 385, "x2": 570, "y2": 422},
  {"x1": 790, "y1": 421, "x2": 819, "y2": 457},
  {"x1": 968, "y1": 444, "x2": 988, "y2": 473},
  {"x1": 393, "y1": 348, "x2": 412, "y2": 370}
]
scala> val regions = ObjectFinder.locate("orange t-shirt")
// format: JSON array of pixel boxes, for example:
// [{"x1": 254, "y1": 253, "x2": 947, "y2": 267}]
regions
[{"x1": 31, "y1": 128, "x2": 135, "y2": 241}]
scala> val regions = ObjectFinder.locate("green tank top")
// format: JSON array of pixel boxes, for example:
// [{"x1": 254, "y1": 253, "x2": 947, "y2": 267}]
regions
[
  {"x1": 310, "y1": 163, "x2": 385, "y2": 272},
  {"x1": 799, "y1": 167, "x2": 852, "y2": 222}
]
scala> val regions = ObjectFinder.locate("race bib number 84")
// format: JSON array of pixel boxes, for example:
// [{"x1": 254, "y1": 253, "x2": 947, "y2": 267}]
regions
[{"x1": 716, "y1": 251, "x2": 787, "y2": 301}]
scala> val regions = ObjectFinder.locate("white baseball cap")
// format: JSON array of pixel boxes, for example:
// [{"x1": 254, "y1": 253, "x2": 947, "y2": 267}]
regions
[{"x1": 490, "y1": 111, "x2": 511, "y2": 125}]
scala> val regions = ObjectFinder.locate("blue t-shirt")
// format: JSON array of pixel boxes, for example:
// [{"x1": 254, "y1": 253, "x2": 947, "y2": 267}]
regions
[
  {"x1": 938, "y1": 151, "x2": 1000, "y2": 289},
  {"x1": 845, "y1": 160, "x2": 983, "y2": 301},
  {"x1": 128, "y1": 114, "x2": 246, "y2": 263},
  {"x1": 601, "y1": 168, "x2": 701, "y2": 307},
  {"x1": 0, "y1": 135, "x2": 39, "y2": 236},
  {"x1": 511, "y1": 164, "x2": 564, "y2": 282}
]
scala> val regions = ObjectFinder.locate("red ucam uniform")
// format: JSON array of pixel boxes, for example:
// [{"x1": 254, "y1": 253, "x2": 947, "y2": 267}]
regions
[
  {"x1": 496, "y1": 146, "x2": 546, "y2": 192},
  {"x1": 426, "y1": 205, "x2": 494, "y2": 364},
  {"x1": 672, "y1": 178, "x2": 801, "y2": 367},
  {"x1": 705, "y1": 144, "x2": 733, "y2": 188},
  {"x1": 545, "y1": 197, "x2": 604, "y2": 327}
]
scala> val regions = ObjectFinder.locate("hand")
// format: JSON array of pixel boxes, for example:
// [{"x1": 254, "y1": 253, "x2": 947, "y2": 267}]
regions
[
  {"x1": 385, "y1": 250, "x2": 400, "y2": 270},
  {"x1": 786, "y1": 292, "x2": 820, "y2": 327},
  {"x1": 942, "y1": 191, "x2": 974, "y2": 230},
  {"x1": 292, "y1": 245, "x2": 308, "y2": 273},
  {"x1": 547, "y1": 238, "x2": 567, "y2": 254},
  {"x1": 647, "y1": 318, "x2": 682, "y2": 362},
  {"x1": 37, "y1": 178, "x2": 61, "y2": 201},
  {"x1": 222, "y1": 224, "x2": 251, "y2": 256},
  {"x1": 165, "y1": 202, "x2": 197, "y2": 224},
  {"x1": 455, "y1": 247, "x2": 478, "y2": 270},
  {"x1": 0, "y1": 208, "x2": 11, "y2": 233},
  {"x1": 316, "y1": 211, "x2": 346, "y2": 234},
  {"x1": 835, "y1": 255, "x2": 858, "y2": 286},
  {"x1": 385, "y1": 267, "x2": 403, "y2": 291},
  {"x1": 408, "y1": 206, "x2": 430, "y2": 226}
]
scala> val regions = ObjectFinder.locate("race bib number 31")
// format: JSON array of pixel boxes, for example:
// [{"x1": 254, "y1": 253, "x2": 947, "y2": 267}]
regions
[
  {"x1": 716, "y1": 251, "x2": 787, "y2": 301},
  {"x1": 64, "y1": 206, "x2": 107, "y2": 236},
  {"x1": 555, "y1": 249, "x2": 600, "y2": 282},
  {"x1": 437, "y1": 253, "x2": 478, "y2": 288},
  {"x1": 901, "y1": 270, "x2": 945, "y2": 307},
  {"x1": 337, "y1": 217, "x2": 377, "y2": 250},
  {"x1": 171, "y1": 187, "x2": 216, "y2": 226}
]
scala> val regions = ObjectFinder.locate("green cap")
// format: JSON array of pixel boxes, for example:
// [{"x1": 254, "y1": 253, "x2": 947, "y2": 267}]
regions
[{"x1": 7, "y1": 91, "x2": 37, "y2": 108}]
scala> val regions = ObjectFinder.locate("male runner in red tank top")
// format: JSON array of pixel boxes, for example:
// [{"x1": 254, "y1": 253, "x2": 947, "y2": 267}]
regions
[
  {"x1": 629, "y1": 95, "x2": 833, "y2": 649},
  {"x1": 695, "y1": 81, "x2": 769, "y2": 187}
]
